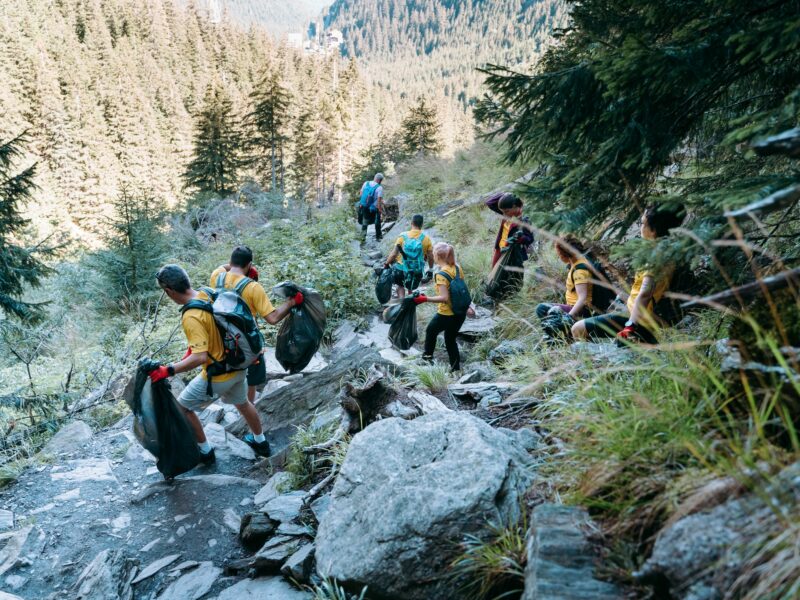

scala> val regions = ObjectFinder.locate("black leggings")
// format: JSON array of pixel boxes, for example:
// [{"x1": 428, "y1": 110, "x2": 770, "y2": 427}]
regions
[{"x1": 423, "y1": 313, "x2": 467, "y2": 371}]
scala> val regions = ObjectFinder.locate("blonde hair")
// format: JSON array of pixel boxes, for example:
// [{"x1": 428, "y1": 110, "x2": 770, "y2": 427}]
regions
[{"x1": 433, "y1": 242, "x2": 456, "y2": 267}]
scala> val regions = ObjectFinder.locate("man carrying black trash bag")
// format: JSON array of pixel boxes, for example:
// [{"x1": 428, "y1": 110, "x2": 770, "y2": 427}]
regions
[{"x1": 150, "y1": 264, "x2": 302, "y2": 462}]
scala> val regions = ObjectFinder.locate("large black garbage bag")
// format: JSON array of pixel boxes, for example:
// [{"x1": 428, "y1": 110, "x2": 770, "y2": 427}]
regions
[
  {"x1": 485, "y1": 244, "x2": 525, "y2": 300},
  {"x1": 375, "y1": 267, "x2": 394, "y2": 304},
  {"x1": 125, "y1": 359, "x2": 200, "y2": 480},
  {"x1": 387, "y1": 299, "x2": 418, "y2": 350},
  {"x1": 273, "y1": 282, "x2": 327, "y2": 373}
]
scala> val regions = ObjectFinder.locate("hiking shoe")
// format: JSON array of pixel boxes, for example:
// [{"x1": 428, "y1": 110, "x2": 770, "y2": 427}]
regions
[
  {"x1": 199, "y1": 448, "x2": 216, "y2": 465},
  {"x1": 243, "y1": 434, "x2": 271, "y2": 457}
]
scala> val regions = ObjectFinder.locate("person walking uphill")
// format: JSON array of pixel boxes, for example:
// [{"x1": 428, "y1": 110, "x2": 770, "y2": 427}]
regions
[
  {"x1": 413, "y1": 242, "x2": 473, "y2": 372},
  {"x1": 210, "y1": 246, "x2": 298, "y2": 443},
  {"x1": 486, "y1": 192, "x2": 534, "y2": 267},
  {"x1": 149, "y1": 264, "x2": 301, "y2": 463},
  {"x1": 383, "y1": 214, "x2": 434, "y2": 300},
  {"x1": 358, "y1": 172, "x2": 385, "y2": 242}
]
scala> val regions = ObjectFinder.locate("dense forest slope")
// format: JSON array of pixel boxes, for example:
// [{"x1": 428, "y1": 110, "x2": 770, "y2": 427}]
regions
[
  {"x1": 323, "y1": 0, "x2": 568, "y2": 112},
  {"x1": 0, "y1": 0, "x2": 371, "y2": 245}
]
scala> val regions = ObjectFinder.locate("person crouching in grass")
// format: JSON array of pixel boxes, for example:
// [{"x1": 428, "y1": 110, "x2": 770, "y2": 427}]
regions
[{"x1": 571, "y1": 205, "x2": 684, "y2": 344}]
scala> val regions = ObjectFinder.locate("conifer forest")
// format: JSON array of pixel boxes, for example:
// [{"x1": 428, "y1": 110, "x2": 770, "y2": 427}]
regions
[{"x1": 1, "y1": 1, "x2": 799, "y2": 599}]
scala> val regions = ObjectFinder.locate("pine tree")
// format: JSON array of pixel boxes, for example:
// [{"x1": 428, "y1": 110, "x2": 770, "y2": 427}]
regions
[
  {"x1": 247, "y1": 69, "x2": 290, "y2": 192},
  {"x1": 290, "y1": 108, "x2": 317, "y2": 203},
  {"x1": 90, "y1": 186, "x2": 166, "y2": 311},
  {"x1": 183, "y1": 85, "x2": 245, "y2": 196},
  {"x1": 401, "y1": 97, "x2": 443, "y2": 156},
  {"x1": 0, "y1": 132, "x2": 51, "y2": 321}
]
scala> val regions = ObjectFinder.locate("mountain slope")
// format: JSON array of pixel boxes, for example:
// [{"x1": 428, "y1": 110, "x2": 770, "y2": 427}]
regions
[
  {"x1": 197, "y1": 0, "x2": 330, "y2": 34},
  {"x1": 323, "y1": 0, "x2": 569, "y2": 110}
]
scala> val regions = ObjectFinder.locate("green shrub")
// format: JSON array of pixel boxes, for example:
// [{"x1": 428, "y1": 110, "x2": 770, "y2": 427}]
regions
[
  {"x1": 403, "y1": 364, "x2": 453, "y2": 394},
  {"x1": 310, "y1": 578, "x2": 368, "y2": 600},
  {"x1": 283, "y1": 422, "x2": 346, "y2": 490}
]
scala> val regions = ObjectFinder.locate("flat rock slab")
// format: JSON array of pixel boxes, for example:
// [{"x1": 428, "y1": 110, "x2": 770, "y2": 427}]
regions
[
  {"x1": 204, "y1": 423, "x2": 257, "y2": 460},
  {"x1": 132, "y1": 554, "x2": 181, "y2": 584},
  {"x1": 0, "y1": 510, "x2": 14, "y2": 531},
  {"x1": 42, "y1": 420, "x2": 93, "y2": 455},
  {"x1": 447, "y1": 382, "x2": 518, "y2": 404},
  {"x1": 180, "y1": 475, "x2": 261, "y2": 488},
  {"x1": 50, "y1": 459, "x2": 117, "y2": 483},
  {"x1": 215, "y1": 576, "x2": 312, "y2": 599},
  {"x1": 316, "y1": 411, "x2": 535, "y2": 600},
  {"x1": 523, "y1": 504, "x2": 623, "y2": 600},
  {"x1": 254, "y1": 535, "x2": 306, "y2": 571},
  {"x1": 281, "y1": 543, "x2": 315, "y2": 583},
  {"x1": 157, "y1": 561, "x2": 221, "y2": 600},
  {"x1": 262, "y1": 348, "x2": 327, "y2": 378},
  {"x1": 458, "y1": 307, "x2": 497, "y2": 339},
  {"x1": 262, "y1": 492, "x2": 305, "y2": 523},
  {"x1": 254, "y1": 472, "x2": 293, "y2": 507}
]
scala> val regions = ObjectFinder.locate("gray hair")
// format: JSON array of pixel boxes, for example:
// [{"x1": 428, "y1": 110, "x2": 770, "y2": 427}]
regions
[
  {"x1": 374, "y1": 172, "x2": 384, "y2": 182},
  {"x1": 156, "y1": 264, "x2": 191, "y2": 293}
]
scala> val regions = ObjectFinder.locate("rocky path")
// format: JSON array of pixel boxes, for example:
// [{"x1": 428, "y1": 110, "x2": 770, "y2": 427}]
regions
[{"x1": 0, "y1": 207, "x2": 623, "y2": 600}]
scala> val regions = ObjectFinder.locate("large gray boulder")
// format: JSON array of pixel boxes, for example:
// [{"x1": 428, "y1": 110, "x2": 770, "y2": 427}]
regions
[{"x1": 316, "y1": 411, "x2": 535, "y2": 599}]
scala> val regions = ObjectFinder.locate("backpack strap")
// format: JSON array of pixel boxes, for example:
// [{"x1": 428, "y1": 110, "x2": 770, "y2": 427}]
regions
[
  {"x1": 233, "y1": 276, "x2": 253, "y2": 297},
  {"x1": 436, "y1": 269, "x2": 454, "y2": 283},
  {"x1": 215, "y1": 271, "x2": 227, "y2": 289},
  {"x1": 181, "y1": 288, "x2": 215, "y2": 315}
]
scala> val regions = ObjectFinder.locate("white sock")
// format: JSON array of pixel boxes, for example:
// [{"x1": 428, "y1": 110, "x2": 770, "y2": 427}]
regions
[
  {"x1": 252, "y1": 433, "x2": 266, "y2": 443},
  {"x1": 198, "y1": 441, "x2": 212, "y2": 454}
]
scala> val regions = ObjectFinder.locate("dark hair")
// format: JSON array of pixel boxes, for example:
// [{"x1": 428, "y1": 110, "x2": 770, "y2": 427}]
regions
[
  {"x1": 156, "y1": 264, "x2": 191, "y2": 293},
  {"x1": 644, "y1": 205, "x2": 685, "y2": 238},
  {"x1": 555, "y1": 234, "x2": 586, "y2": 256},
  {"x1": 411, "y1": 214, "x2": 424, "y2": 228},
  {"x1": 230, "y1": 245, "x2": 253, "y2": 268},
  {"x1": 498, "y1": 192, "x2": 523, "y2": 210}
]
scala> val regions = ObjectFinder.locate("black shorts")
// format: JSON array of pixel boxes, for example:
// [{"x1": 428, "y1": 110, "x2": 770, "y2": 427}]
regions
[
  {"x1": 393, "y1": 269, "x2": 423, "y2": 291},
  {"x1": 247, "y1": 357, "x2": 267, "y2": 387}
]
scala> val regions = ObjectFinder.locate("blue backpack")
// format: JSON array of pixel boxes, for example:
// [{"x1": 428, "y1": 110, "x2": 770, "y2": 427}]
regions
[
  {"x1": 398, "y1": 232, "x2": 426, "y2": 274},
  {"x1": 437, "y1": 266, "x2": 472, "y2": 316},
  {"x1": 359, "y1": 181, "x2": 381, "y2": 212}
]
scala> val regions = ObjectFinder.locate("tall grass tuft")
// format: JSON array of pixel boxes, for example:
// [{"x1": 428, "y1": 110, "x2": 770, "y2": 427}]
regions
[
  {"x1": 403, "y1": 363, "x2": 453, "y2": 394},
  {"x1": 283, "y1": 422, "x2": 346, "y2": 490},
  {"x1": 449, "y1": 518, "x2": 528, "y2": 600},
  {"x1": 309, "y1": 578, "x2": 368, "y2": 600}
]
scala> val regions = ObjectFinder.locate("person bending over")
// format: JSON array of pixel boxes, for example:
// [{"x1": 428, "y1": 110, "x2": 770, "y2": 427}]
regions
[
  {"x1": 383, "y1": 214, "x2": 434, "y2": 300},
  {"x1": 413, "y1": 242, "x2": 469, "y2": 372},
  {"x1": 571, "y1": 206, "x2": 684, "y2": 344},
  {"x1": 150, "y1": 264, "x2": 300, "y2": 463},
  {"x1": 486, "y1": 192, "x2": 534, "y2": 267}
]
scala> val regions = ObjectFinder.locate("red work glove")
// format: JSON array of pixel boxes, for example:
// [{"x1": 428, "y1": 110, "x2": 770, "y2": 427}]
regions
[
  {"x1": 617, "y1": 325, "x2": 637, "y2": 341},
  {"x1": 149, "y1": 365, "x2": 170, "y2": 384},
  {"x1": 247, "y1": 266, "x2": 259, "y2": 281},
  {"x1": 413, "y1": 294, "x2": 428, "y2": 305},
  {"x1": 292, "y1": 291, "x2": 304, "y2": 306},
  {"x1": 181, "y1": 347, "x2": 192, "y2": 361}
]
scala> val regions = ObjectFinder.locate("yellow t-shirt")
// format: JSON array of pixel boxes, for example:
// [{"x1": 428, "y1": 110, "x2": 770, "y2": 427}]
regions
[
  {"x1": 565, "y1": 259, "x2": 594, "y2": 306},
  {"x1": 181, "y1": 290, "x2": 236, "y2": 382},
  {"x1": 626, "y1": 268, "x2": 673, "y2": 313},
  {"x1": 498, "y1": 221, "x2": 512, "y2": 249},
  {"x1": 433, "y1": 264, "x2": 464, "y2": 316},
  {"x1": 393, "y1": 230, "x2": 432, "y2": 268},
  {"x1": 210, "y1": 267, "x2": 275, "y2": 319}
]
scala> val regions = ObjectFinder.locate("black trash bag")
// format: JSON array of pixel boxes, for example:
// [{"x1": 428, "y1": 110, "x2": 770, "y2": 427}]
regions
[
  {"x1": 375, "y1": 267, "x2": 394, "y2": 304},
  {"x1": 388, "y1": 298, "x2": 418, "y2": 350},
  {"x1": 485, "y1": 243, "x2": 525, "y2": 300},
  {"x1": 125, "y1": 359, "x2": 200, "y2": 480},
  {"x1": 273, "y1": 282, "x2": 327, "y2": 373}
]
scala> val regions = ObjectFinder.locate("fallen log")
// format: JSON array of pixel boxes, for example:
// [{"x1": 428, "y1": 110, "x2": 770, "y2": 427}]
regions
[
  {"x1": 681, "y1": 267, "x2": 800, "y2": 309},
  {"x1": 724, "y1": 185, "x2": 800, "y2": 218}
]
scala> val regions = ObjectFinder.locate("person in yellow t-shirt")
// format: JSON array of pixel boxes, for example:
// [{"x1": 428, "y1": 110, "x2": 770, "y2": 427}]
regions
[
  {"x1": 383, "y1": 214, "x2": 434, "y2": 299},
  {"x1": 571, "y1": 206, "x2": 684, "y2": 344},
  {"x1": 149, "y1": 263, "x2": 300, "y2": 463},
  {"x1": 207, "y1": 245, "x2": 298, "y2": 456},
  {"x1": 411, "y1": 242, "x2": 474, "y2": 372},
  {"x1": 536, "y1": 235, "x2": 595, "y2": 318}
]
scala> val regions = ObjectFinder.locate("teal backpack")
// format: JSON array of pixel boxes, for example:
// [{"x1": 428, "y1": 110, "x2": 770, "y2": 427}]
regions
[
  {"x1": 437, "y1": 266, "x2": 472, "y2": 316},
  {"x1": 359, "y1": 181, "x2": 381, "y2": 212},
  {"x1": 398, "y1": 232, "x2": 426, "y2": 274},
  {"x1": 181, "y1": 275, "x2": 264, "y2": 394}
]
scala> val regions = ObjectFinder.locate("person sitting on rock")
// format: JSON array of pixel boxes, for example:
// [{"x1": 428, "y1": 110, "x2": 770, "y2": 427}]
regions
[
  {"x1": 383, "y1": 214, "x2": 434, "y2": 300},
  {"x1": 536, "y1": 235, "x2": 594, "y2": 339},
  {"x1": 486, "y1": 192, "x2": 534, "y2": 267},
  {"x1": 210, "y1": 245, "x2": 299, "y2": 454},
  {"x1": 413, "y1": 242, "x2": 471, "y2": 372},
  {"x1": 150, "y1": 264, "x2": 301, "y2": 463},
  {"x1": 571, "y1": 206, "x2": 684, "y2": 344}
]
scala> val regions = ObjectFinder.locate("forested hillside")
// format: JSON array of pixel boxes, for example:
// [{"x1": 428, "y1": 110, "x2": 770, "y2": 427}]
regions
[
  {"x1": 194, "y1": 0, "x2": 330, "y2": 34},
  {"x1": 0, "y1": 0, "x2": 375, "y2": 245},
  {"x1": 323, "y1": 0, "x2": 569, "y2": 147}
]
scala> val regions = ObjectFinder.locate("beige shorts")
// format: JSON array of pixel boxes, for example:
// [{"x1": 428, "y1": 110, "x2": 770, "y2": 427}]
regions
[{"x1": 177, "y1": 371, "x2": 247, "y2": 412}]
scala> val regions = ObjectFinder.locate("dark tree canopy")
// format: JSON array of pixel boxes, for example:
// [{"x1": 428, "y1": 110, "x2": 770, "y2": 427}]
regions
[
  {"x1": 0, "y1": 133, "x2": 51, "y2": 321},
  {"x1": 476, "y1": 0, "x2": 800, "y2": 247}
]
